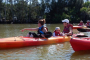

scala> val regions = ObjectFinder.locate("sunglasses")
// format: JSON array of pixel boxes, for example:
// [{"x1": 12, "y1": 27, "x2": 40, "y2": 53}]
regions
[
  {"x1": 56, "y1": 30, "x2": 60, "y2": 31},
  {"x1": 63, "y1": 22, "x2": 66, "y2": 23}
]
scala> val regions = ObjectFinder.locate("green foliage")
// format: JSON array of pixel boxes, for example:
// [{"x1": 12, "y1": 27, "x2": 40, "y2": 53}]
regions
[
  {"x1": 0, "y1": 0, "x2": 89, "y2": 23},
  {"x1": 83, "y1": 1, "x2": 90, "y2": 7},
  {"x1": 80, "y1": 7, "x2": 87, "y2": 12},
  {"x1": 61, "y1": 13, "x2": 70, "y2": 19},
  {"x1": 80, "y1": 1, "x2": 90, "y2": 20}
]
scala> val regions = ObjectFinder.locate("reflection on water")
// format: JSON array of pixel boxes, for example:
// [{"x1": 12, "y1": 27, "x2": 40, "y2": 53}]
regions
[
  {"x1": 0, "y1": 42, "x2": 73, "y2": 60},
  {"x1": 0, "y1": 24, "x2": 89, "y2": 60},
  {"x1": 83, "y1": 32, "x2": 90, "y2": 37}
]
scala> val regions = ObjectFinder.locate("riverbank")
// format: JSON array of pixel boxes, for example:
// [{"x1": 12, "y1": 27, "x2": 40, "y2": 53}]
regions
[{"x1": 0, "y1": 21, "x2": 85, "y2": 24}]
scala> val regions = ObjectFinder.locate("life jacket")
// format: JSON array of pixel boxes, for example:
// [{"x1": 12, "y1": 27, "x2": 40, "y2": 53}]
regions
[
  {"x1": 78, "y1": 23, "x2": 83, "y2": 26},
  {"x1": 54, "y1": 30, "x2": 61, "y2": 36},
  {"x1": 86, "y1": 22, "x2": 90, "y2": 26},
  {"x1": 37, "y1": 26, "x2": 48, "y2": 34},
  {"x1": 63, "y1": 24, "x2": 73, "y2": 33}
]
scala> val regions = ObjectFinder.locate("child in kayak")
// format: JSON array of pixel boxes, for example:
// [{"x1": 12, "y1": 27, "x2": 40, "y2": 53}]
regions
[
  {"x1": 53, "y1": 27, "x2": 63, "y2": 37},
  {"x1": 21, "y1": 19, "x2": 48, "y2": 38},
  {"x1": 62, "y1": 19, "x2": 73, "y2": 36},
  {"x1": 78, "y1": 20, "x2": 84, "y2": 26}
]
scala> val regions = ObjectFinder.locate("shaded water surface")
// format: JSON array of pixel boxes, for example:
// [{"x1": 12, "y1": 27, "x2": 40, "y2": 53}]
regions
[{"x1": 0, "y1": 24, "x2": 89, "y2": 60}]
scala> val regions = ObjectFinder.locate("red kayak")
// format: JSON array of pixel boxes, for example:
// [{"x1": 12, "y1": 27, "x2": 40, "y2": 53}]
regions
[
  {"x1": 73, "y1": 26, "x2": 87, "y2": 29},
  {"x1": 70, "y1": 37, "x2": 90, "y2": 51}
]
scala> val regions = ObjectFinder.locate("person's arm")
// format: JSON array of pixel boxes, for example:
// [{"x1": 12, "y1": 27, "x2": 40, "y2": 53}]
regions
[
  {"x1": 60, "y1": 32, "x2": 64, "y2": 36},
  {"x1": 86, "y1": 23, "x2": 87, "y2": 26},
  {"x1": 41, "y1": 28, "x2": 48, "y2": 38},
  {"x1": 21, "y1": 28, "x2": 38, "y2": 32},
  {"x1": 53, "y1": 32, "x2": 56, "y2": 37},
  {"x1": 83, "y1": 23, "x2": 84, "y2": 26},
  {"x1": 42, "y1": 28, "x2": 48, "y2": 33},
  {"x1": 86, "y1": 23, "x2": 89, "y2": 26},
  {"x1": 78, "y1": 24, "x2": 79, "y2": 26}
]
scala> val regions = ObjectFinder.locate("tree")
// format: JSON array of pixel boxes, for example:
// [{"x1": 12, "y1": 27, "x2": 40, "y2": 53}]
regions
[{"x1": 80, "y1": 1, "x2": 90, "y2": 21}]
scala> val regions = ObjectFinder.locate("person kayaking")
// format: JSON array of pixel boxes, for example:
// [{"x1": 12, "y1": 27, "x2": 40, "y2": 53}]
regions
[
  {"x1": 62, "y1": 19, "x2": 73, "y2": 36},
  {"x1": 21, "y1": 19, "x2": 48, "y2": 38},
  {"x1": 86, "y1": 20, "x2": 90, "y2": 28},
  {"x1": 53, "y1": 27, "x2": 63, "y2": 37},
  {"x1": 78, "y1": 20, "x2": 84, "y2": 26}
]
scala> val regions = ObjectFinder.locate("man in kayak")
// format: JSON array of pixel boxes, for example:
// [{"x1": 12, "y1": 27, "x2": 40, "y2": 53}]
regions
[
  {"x1": 62, "y1": 19, "x2": 73, "y2": 36},
  {"x1": 78, "y1": 20, "x2": 84, "y2": 26},
  {"x1": 21, "y1": 19, "x2": 48, "y2": 38},
  {"x1": 53, "y1": 27, "x2": 63, "y2": 37},
  {"x1": 86, "y1": 20, "x2": 90, "y2": 28}
]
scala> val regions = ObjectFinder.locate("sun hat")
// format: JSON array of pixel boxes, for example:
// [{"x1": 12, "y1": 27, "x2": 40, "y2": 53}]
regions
[
  {"x1": 62, "y1": 19, "x2": 69, "y2": 23},
  {"x1": 80, "y1": 20, "x2": 83, "y2": 22},
  {"x1": 55, "y1": 27, "x2": 60, "y2": 30}
]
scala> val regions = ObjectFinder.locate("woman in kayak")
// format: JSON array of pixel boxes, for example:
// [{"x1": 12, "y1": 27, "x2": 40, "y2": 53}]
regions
[
  {"x1": 86, "y1": 20, "x2": 90, "y2": 28},
  {"x1": 62, "y1": 19, "x2": 73, "y2": 36},
  {"x1": 21, "y1": 19, "x2": 48, "y2": 38},
  {"x1": 53, "y1": 27, "x2": 63, "y2": 37},
  {"x1": 78, "y1": 20, "x2": 84, "y2": 26}
]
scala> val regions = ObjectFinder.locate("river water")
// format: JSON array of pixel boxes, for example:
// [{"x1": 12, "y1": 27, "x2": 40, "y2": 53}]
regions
[{"x1": 0, "y1": 24, "x2": 90, "y2": 60}]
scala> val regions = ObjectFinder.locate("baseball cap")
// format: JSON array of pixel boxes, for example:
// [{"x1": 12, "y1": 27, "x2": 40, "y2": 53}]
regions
[
  {"x1": 55, "y1": 27, "x2": 60, "y2": 30},
  {"x1": 62, "y1": 19, "x2": 69, "y2": 23}
]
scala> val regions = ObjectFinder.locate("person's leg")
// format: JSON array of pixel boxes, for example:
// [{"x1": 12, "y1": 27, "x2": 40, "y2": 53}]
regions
[
  {"x1": 26, "y1": 32, "x2": 33, "y2": 37},
  {"x1": 32, "y1": 33, "x2": 39, "y2": 38},
  {"x1": 29, "y1": 32, "x2": 39, "y2": 38}
]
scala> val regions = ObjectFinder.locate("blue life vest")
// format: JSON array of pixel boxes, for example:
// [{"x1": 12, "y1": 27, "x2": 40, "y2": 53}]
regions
[{"x1": 37, "y1": 26, "x2": 44, "y2": 34}]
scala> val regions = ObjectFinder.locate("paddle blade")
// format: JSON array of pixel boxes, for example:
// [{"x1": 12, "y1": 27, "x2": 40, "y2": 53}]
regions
[{"x1": 45, "y1": 31, "x2": 52, "y2": 38}]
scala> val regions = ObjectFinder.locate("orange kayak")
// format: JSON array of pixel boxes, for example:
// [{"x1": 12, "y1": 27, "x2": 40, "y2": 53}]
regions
[{"x1": 0, "y1": 36, "x2": 71, "y2": 49}]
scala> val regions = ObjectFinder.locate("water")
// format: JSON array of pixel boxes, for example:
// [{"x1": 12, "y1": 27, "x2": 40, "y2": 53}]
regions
[{"x1": 0, "y1": 24, "x2": 89, "y2": 60}]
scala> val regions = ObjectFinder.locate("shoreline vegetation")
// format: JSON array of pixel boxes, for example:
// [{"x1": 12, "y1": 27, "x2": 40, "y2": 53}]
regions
[
  {"x1": 0, "y1": 22, "x2": 86, "y2": 25},
  {"x1": 0, "y1": 0, "x2": 90, "y2": 24}
]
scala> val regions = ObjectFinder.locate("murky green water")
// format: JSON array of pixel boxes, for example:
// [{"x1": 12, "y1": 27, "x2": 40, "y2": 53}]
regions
[{"x1": 0, "y1": 24, "x2": 90, "y2": 60}]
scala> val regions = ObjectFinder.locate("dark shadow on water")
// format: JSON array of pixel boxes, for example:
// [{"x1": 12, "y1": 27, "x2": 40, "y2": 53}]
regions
[
  {"x1": 72, "y1": 50, "x2": 90, "y2": 56},
  {"x1": 70, "y1": 50, "x2": 90, "y2": 60}
]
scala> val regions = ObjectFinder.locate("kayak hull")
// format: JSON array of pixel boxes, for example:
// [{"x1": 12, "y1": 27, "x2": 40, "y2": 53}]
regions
[
  {"x1": 70, "y1": 38, "x2": 90, "y2": 51},
  {"x1": 77, "y1": 28, "x2": 90, "y2": 32},
  {"x1": 73, "y1": 26, "x2": 87, "y2": 29},
  {"x1": 0, "y1": 36, "x2": 71, "y2": 49}
]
